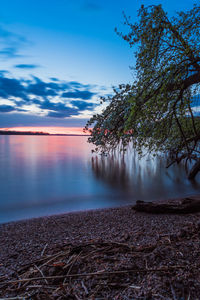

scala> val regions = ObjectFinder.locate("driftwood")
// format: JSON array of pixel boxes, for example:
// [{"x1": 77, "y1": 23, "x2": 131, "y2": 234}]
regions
[{"x1": 132, "y1": 197, "x2": 200, "y2": 214}]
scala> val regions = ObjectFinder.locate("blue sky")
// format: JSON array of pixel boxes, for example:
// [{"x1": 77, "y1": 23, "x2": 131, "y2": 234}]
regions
[{"x1": 0, "y1": 0, "x2": 198, "y2": 130}]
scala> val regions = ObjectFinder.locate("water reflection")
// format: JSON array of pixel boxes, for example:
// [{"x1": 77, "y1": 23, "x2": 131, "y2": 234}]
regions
[
  {"x1": 91, "y1": 150, "x2": 200, "y2": 201},
  {"x1": 0, "y1": 136, "x2": 129, "y2": 223},
  {"x1": 0, "y1": 135, "x2": 199, "y2": 223},
  {"x1": 92, "y1": 155, "x2": 129, "y2": 189}
]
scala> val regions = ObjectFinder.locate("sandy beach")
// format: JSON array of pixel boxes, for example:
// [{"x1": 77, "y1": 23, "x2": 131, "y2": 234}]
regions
[{"x1": 1, "y1": 196, "x2": 200, "y2": 299}]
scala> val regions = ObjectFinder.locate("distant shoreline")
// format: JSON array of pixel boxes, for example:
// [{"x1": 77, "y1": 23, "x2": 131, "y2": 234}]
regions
[{"x1": 0, "y1": 130, "x2": 89, "y2": 136}]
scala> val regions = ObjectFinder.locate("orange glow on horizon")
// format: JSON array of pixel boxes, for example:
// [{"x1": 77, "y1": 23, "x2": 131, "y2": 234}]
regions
[{"x1": 0, "y1": 127, "x2": 89, "y2": 135}]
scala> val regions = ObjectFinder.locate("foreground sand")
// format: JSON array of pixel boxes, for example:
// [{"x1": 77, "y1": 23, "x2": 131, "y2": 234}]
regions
[{"x1": 1, "y1": 196, "x2": 200, "y2": 299}]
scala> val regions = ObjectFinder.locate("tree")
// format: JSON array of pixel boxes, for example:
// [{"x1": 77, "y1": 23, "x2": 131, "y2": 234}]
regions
[{"x1": 85, "y1": 4, "x2": 200, "y2": 179}]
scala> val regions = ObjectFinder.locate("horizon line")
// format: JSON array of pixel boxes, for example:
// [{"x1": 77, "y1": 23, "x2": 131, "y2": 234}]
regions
[{"x1": 0, "y1": 126, "x2": 89, "y2": 135}]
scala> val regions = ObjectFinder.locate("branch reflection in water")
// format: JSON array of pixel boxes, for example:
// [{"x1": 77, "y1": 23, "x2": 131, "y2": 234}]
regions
[
  {"x1": 91, "y1": 147, "x2": 200, "y2": 201},
  {"x1": 92, "y1": 155, "x2": 129, "y2": 189}
]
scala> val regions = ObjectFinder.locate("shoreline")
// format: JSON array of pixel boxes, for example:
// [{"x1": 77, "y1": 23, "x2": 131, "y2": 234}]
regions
[
  {"x1": 1, "y1": 192, "x2": 199, "y2": 225},
  {"x1": 1, "y1": 192, "x2": 199, "y2": 226},
  {"x1": 1, "y1": 195, "x2": 200, "y2": 298}
]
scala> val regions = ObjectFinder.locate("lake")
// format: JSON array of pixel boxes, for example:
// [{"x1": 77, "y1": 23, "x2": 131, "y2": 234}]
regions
[{"x1": 0, "y1": 135, "x2": 199, "y2": 223}]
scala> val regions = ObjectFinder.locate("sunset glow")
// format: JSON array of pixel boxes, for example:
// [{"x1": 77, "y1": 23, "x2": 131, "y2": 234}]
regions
[{"x1": 0, "y1": 127, "x2": 88, "y2": 135}]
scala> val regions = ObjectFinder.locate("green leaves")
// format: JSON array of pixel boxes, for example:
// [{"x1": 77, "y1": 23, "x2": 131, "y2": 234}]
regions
[{"x1": 85, "y1": 4, "x2": 200, "y2": 176}]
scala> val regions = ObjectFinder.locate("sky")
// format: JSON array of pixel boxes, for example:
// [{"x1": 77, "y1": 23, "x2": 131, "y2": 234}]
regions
[{"x1": 0, "y1": 0, "x2": 198, "y2": 134}]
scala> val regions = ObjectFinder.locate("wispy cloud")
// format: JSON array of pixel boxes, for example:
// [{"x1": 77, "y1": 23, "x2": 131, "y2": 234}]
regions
[
  {"x1": 0, "y1": 47, "x2": 21, "y2": 59},
  {"x1": 14, "y1": 64, "x2": 40, "y2": 69},
  {"x1": 0, "y1": 25, "x2": 29, "y2": 59},
  {"x1": 81, "y1": 1, "x2": 102, "y2": 12},
  {"x1": 62, "y1": 90, "x2": 95, "y2": 100}
]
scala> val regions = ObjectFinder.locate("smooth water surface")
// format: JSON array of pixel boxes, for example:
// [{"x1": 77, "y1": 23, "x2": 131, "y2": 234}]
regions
[{"x1": 0, "y1": 135, "x2": 199, "y2": 223}]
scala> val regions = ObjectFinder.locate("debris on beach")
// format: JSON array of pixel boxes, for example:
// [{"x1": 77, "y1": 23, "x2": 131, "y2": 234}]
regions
[{"x1": 1, "y1": 222, "x2": 200, "y2": 299}]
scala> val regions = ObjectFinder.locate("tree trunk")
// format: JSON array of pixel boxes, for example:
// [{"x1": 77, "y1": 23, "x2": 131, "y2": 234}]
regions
[
  {"x1": 132, "y1": 197, "x2": 200, "y2": 214},
  {"x1": 188, "y1": 159, "x2": 200, "y2": 180}
]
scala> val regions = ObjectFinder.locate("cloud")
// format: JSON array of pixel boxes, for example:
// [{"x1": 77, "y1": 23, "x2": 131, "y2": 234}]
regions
[
  {"x1": 27, "y1": 83, "x2": 57, "y2": 96},
  {"x1": 48, "y1": 110, "x2": 79, "y2": 118},
  {"x1": 0, "y1": 76, "x2": 27, "y2": 99},
  {"x1": 0, "y1": 26, "x2": 29, "y2": 59},
  {"x1": 33, "y1": 99, "x2": 79, "y2": 117},
  {"x1": 191, "y1": 106, "x2": 200, "y2": 116},
  {"x1": 62, "y1": 90, "x2": 95, "y2": 100},
  {"x1": 0, "y1": 105, "x2": 15, "y2": 112},
  {"x1": 67, "y1": 81, "x2": 96, "y2": 90},
  {"x1": 81, "y1": 2, "x2": 102, "y2": 12},
  {"x1": 0, "y1": 26, "x2": 26, "y2": 42},
  {"x1": 191, "y1": 95, "x2": 200, "y2": 106},
  {"x1": 0, "y1": 112, "x2": 89, "y2": 127},
  {"x1": 0, "y1": 73, "x2": 100, "y2": 118},
  {"x1": 0, "y1": 70, "x2": 10, "y2": 75},
  {"x1": 34, "y1": 98, "x2": 95, "y2": 117},
  {"x1": 50, "y1": 77, "x2": 60, "y2": 82},
  {"x1": 0, "y1": 47, "x2": 21, "y2": 59},
  {"x1": 26, "y1": 77, "x2": 65, "y2": 97},
  {"x1": 14, "y1": 64, "x2": 39, "y2": 69},
  {"x1": 72, "y1": 100, "x2": 95, "y2": 110}
]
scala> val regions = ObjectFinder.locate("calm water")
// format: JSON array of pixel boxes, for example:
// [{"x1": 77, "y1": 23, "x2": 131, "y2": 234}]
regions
[{"x1": 0, "y1": 135, "x2": 199, "y2": 223}]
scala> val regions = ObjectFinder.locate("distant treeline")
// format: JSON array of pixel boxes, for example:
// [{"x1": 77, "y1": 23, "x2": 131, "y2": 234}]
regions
[
  {"x1": 0, "y1": 130, "x2": 50, "y2": 135},
  {"x1": 0, "y1": 130, "x2": 89, "y2": 136}
]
